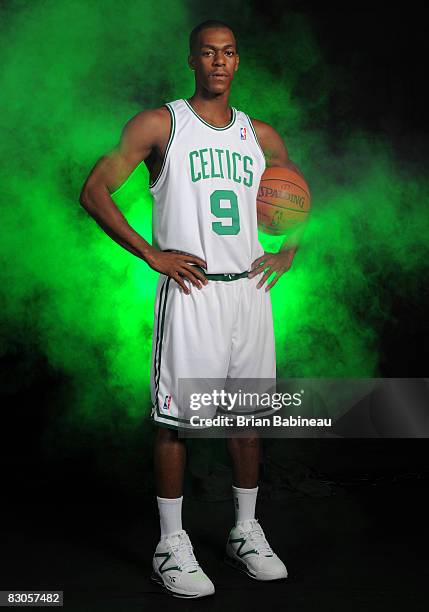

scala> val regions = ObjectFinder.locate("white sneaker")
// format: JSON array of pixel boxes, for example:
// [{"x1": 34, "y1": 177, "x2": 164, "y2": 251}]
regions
[
  {"x1": 151, "y1": 530, "x2": 215, "y2": 598},
  {"x1": 225, "y1": 518, "x2": 288, "y2": 581}
]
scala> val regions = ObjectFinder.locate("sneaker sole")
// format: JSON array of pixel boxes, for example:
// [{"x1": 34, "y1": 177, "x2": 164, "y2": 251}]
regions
[
  {"x1": 150, "y1": 571, "x2": 214, "y2": 599},
  {"x1": 224, "y1": 554, "x2": 287, "y2": 582},
  {"x1": 224, "y1": 554, "x2": 257, "y2": 579}
]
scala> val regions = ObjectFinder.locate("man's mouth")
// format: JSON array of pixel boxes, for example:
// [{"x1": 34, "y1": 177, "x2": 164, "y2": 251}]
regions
[{"x1": 210, "y1": 73, "x2": 228, "y2": 78}]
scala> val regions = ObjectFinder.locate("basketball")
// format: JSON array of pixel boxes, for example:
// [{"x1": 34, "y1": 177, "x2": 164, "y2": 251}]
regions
[{"x1": 257, "y1": 166, "x2": 311, "y2": 235}]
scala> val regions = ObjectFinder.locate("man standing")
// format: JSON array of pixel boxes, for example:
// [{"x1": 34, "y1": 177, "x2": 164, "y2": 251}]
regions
[{"x1": 80, "y1": 19, "x2": 302, "y2": 599}]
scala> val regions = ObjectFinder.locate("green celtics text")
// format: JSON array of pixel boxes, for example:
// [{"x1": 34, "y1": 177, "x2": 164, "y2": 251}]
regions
[{"x1": 189, "y1": 148, "x2": 254, "y2": 187}]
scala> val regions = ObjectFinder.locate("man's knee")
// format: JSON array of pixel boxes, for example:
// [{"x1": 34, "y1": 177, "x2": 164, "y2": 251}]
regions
[
  {"x1": 227, "y1": 434, "x2": 260, "y2": 449},
  {"x1": 155, "y1": 426, "x2": 181, "y2": 444}
]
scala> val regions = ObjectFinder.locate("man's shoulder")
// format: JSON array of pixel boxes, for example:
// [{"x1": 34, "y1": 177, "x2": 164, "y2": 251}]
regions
[
  {"x1": 247, "y1": 117, "x2": 283, "y2": 151},
  {"x1": 121, "y1": 106, "x2": 172, "y2": 143},
  {"x1": 129, "y1": 105, "x2": 171, "y2": 128},
  {"x1": 248, "y1": 117, "x2": 276, "y2": 136}
]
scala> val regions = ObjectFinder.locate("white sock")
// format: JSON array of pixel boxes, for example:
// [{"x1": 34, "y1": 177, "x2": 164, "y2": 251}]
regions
[
  {"x1": 232, "y1": 485, "x2": 258, "y2": 524},
  {"x1": 157, "y1": 496, "x2": 183, "y2": 537}
]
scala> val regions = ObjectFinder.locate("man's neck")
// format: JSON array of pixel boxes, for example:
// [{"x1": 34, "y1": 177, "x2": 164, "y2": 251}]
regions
[{"x1": 187, "y1": 92, "x2": 232, "y2": 126}]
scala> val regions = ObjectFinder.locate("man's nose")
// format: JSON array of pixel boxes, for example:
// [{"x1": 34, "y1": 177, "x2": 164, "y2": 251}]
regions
[{"x1": 213, "y1": 52, "x2": 225, "y2": 66}]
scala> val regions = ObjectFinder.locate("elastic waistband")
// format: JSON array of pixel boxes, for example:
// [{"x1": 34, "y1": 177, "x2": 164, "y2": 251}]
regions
[
  {"x1": 162, "y1": 251, "x2": 249, "y2": 282},
  {"x1": 193, "y1": 266, "x2": 249, "y2": 282}
]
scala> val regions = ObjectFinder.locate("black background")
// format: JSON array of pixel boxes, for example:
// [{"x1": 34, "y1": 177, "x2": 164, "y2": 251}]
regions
[{"x1": 1, "y1": 1, "x2": 429, "y2": 610}]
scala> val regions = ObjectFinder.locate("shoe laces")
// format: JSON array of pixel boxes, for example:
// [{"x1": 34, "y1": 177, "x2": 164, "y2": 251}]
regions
[
  {"x1": 240, "y1": 519, "x2": 274, "y2": 556},
  {"x1": 168, "y1": 531, "x2": 200, "y2": 572}
]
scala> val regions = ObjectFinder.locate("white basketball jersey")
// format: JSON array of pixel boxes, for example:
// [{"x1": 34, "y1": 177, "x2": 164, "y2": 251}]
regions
[{"x1": 149, "y1": 98, "x2": 266, "y2": 274}]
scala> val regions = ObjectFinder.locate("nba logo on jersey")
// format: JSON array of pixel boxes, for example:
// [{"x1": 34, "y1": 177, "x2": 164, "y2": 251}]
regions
[
  {"x1": 240, "y1": 127, "x2": 247, "y2": 140},
  {"x1": 162, "y1": 394, "x2": 172, "y2": 411}
]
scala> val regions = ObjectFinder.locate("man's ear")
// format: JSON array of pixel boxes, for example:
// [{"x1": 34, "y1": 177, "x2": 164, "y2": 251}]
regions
[
  {"x1": 188, "y1": 55, "x2": 195, "y2": 70},
  {"x1": 235, "y1": 54, "x2": 240, "y2": 71}
]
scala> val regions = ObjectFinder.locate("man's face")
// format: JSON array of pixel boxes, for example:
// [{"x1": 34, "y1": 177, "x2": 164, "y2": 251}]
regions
[{"x1": 188, "y1": 27, "x2": 239, "y2": 94}]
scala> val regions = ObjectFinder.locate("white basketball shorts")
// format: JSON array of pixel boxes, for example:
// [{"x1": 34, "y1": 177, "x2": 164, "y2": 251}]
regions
[{"x1": 150, "y1": 271, "x2": 276, "y2": 429}]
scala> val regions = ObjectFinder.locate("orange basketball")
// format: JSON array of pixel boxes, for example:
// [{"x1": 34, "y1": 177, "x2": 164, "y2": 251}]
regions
[{"x1": 257, "y1": 166, "x2": 311, "y2": 235}]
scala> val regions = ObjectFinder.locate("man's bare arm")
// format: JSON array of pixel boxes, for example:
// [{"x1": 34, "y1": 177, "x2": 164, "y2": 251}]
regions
[
  {"x1": 79, "y1": 108, "x2": 166, "y2": 262},
  {"x1": 79, "y1": 108, "x2": 208, "y2": 294},
  {"x1": 252, "y1": 119, "x2": 307, "y2": 249},
  {"x1": 248, "y1": 118, "x2": 307, "y2": 290}
]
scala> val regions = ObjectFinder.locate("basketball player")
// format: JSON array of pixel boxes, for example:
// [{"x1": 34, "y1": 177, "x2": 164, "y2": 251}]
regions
[{"x1": 79, "y1": 20, "x2": 303, "y2": 599}]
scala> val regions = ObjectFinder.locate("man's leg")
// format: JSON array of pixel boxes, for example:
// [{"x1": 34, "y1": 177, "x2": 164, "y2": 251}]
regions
[
  {"x1": 227, "y1": 434, "x2": 260, "y2": 488},
  {"x1": 150, "y1": 275, "x2": 224, "y2": 597},
  {"x1": 154, "y1": 427, "x2": 186, "y2": 537},
  {"x1": 154, "y1": 427, "x2": 186, "y2": 498},
  {"x1": 151, "y1": 425, "x2": 215, "y2": 598},
  {"x1": 224, "y1": 433, "x2": 287, "y2": 580},
  {"x1": 226, "y1": 435, "x2": 260, "y2": 524},
  {"x1": 223, "y1": 275, "x2": 286, "y2": 580}
]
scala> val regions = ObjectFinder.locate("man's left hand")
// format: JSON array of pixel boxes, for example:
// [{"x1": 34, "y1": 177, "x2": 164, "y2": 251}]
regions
[{"x1": 248, "y1": 248, "x2": 296, "y2": 291}]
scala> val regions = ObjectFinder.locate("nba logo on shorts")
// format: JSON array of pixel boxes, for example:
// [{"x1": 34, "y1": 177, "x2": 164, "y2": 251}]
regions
[
  {"x1": 240, "y1": 127, "x2": 247, "y2": 140},
  {"x1": 162, "y1": 394, "x2": 172, "y2": 411}
]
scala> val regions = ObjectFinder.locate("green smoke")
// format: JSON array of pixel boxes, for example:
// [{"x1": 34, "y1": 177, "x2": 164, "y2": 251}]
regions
[{"x1": 1, "y1": 0, "x2": 427, "y2": 442}]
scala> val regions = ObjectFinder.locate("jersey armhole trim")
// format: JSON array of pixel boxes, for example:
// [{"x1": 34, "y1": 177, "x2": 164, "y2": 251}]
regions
[
  {"x1": 149, "y1": 102, "x2": 176, "y2": 189},
  {"x1": 245, "y1": 114, "x2": 266, "y2": 163}
]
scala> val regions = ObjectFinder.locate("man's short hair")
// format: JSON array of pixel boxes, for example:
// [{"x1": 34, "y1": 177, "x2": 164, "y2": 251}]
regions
[{"x1": 189, "y1": 20, "x2": 236, "y2": 55}]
